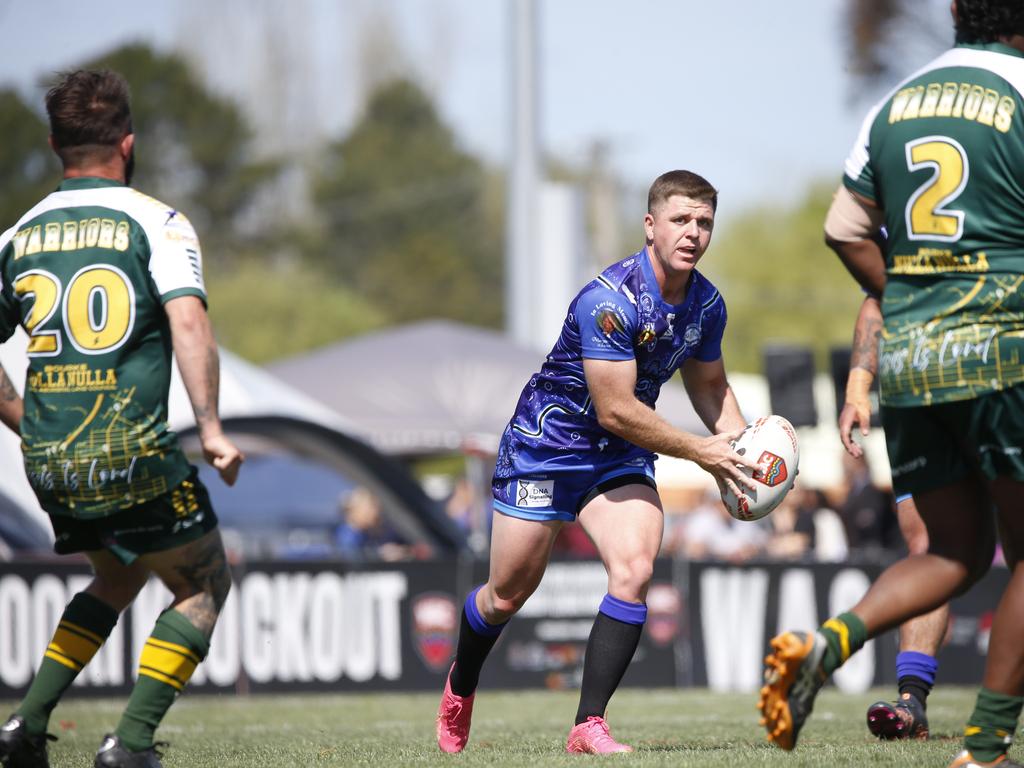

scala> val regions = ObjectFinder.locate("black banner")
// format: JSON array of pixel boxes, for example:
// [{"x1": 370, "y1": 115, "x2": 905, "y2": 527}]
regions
[{"x1": 0, "y1": 558, "x2": 1008, "y2": 697}]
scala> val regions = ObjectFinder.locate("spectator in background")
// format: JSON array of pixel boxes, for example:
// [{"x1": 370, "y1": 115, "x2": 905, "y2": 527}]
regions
[
  {"x1": 335, "y1": 487, "x2": 407, "y2": 561},
  {"x1": 805, "y1": 487, "x2": 848, "y2": 563},
  {"x1": 445, "y1": 476, "x2": 479, "y2": 535},
  {"x1": 666, "y1": 486, "x2": 768, "y2": 563},
  {"x1": 551, "y1": 522, "x2": 599, "y2": 559},
  {"x1": 837, "y1": 450, "x2": 897, "y2": 555},
  {"x1": 765, "y1": 490, "x2": 816, "y2": 561}
]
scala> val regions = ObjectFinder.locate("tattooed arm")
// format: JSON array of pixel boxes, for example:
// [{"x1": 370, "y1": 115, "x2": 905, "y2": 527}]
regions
[
  {"x1": 0, "y1": 362, "x2": 23, "y2": 435},
  {"x1": 165, "y1": 296, "x2": 244, "y2": 485},
  {"x1": 839, "y1": 295, "x2": 883, "y2": 458}
]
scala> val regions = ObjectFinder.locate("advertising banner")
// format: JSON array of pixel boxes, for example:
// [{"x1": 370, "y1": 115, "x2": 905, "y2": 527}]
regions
[{"x1": 0, "y1": 558, "x2": 1007, "y2": 698}]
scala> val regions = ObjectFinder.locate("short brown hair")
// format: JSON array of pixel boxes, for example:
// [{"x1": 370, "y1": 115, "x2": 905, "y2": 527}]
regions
[
  {"x1": 648, "y1": 170, "x2": 718, "y2": 214},
  {"x1": 45, "y1": 69, "x2": 133, "y2": 165}
]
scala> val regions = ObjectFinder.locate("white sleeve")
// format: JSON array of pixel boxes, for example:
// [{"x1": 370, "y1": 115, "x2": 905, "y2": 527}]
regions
[{"x1": 147, "y1": 211, "x2": 207, "y2": 303}]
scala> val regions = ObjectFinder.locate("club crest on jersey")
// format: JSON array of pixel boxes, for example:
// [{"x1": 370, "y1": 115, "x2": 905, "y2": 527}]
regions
[
  {"x1": 411, "y1": 593, "x2": 458, "y2": 671},
  {"x1": 637, "y1": 325, "x2": 657, "y2": 347},
  {"x1": 754, "y1": 451, "x2": 788, "y2": 487}
]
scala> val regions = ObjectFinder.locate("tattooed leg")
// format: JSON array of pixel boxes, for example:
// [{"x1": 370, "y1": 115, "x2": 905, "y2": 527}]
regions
[
  {"x1": 139, "y1": 529, "x2": 232, "y2": 638},
  {"x1": 116, "y1": 530, "x2": 230, "y2": 751}
]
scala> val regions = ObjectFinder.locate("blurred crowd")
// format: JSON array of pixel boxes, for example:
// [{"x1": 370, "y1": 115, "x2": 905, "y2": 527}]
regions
[{"x1": 332, "y1": 451, "x2": 906, "y2": 564}]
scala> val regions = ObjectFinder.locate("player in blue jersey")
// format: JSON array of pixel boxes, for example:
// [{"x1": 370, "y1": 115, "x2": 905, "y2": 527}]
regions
[{"x1": 436, "y1": 170, "x2": 759, "y2": 754}]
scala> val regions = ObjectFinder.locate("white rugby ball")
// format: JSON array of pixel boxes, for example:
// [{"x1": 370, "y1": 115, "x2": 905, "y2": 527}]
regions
[{"x1": 721, "y1": 415, "x2": 799, "y2": 521}]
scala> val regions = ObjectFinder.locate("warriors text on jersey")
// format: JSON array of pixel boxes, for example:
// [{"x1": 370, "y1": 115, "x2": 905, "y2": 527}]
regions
[
  {"x1": 494, "y1": 248, "x2": 725, "y2": 483},
  {"x1": 0, "y1": 177, "x2": 206, "y2": 518},
  {"x1": 843, "y1": 42, "x2": 1024, "y2": 407}
]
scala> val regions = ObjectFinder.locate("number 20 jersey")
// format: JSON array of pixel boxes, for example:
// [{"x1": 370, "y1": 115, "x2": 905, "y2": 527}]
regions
[
  {"x1": 843, "y1": 42, "x2": 1024, "y2": 407},
  {"x1": 0, "y1": 177, "x2": 206, "y2": 518}
]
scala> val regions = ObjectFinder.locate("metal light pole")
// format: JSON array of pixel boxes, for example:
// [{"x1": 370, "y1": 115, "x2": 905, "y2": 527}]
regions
[{"x1": 506, "y1": 0, "x2": 539, "y2": 347}]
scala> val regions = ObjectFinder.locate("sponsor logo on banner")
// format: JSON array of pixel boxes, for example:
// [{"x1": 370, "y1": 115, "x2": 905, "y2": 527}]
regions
[
  {"x1": 645, "y1": 582, "x2": 682, "y2": 646},
  {"x1": 411, "y1": 593, "x2": 457, "y2": 671},
  {"x1": 517, "y1": 479, "x2": 554, "y2": 508}
]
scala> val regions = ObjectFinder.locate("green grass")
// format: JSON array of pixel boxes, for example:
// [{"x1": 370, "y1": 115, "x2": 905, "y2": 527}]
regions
[{"x1": 1, "y1": 687, "x2": 1000, "y2": 767}]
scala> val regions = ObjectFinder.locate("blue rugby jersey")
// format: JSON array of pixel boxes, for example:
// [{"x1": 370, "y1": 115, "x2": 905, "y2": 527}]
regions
[{"x1": 498, "y1": 248, "x2": 726, "y2": 466}]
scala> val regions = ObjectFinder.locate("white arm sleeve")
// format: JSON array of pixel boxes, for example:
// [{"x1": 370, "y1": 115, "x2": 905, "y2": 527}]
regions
[{"x1": 147, "y1": 212, "x2": 206, "y2": 301}]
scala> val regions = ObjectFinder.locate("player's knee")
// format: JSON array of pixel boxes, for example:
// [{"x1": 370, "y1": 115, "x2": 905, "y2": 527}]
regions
[
  {"x1": 487, "y1": 584, "x2": 532, "y2": 619},
  {"x1": 489, "y1": 591, "x2": 526, "y2": 617},
  {"x1": 608, "y1": 556, "x2": 654, "y2": 601},
  {"x1": 936, "y1": 537, "x2": 995, "y2": 597},
  {"x1": 904, "y1": 528, "x2": 929, "y2": 555}
]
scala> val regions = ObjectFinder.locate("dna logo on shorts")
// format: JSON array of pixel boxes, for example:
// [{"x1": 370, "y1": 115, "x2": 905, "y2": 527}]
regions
[{"x1": 516, "y1": 479, "x2": 554, "y2": 508}]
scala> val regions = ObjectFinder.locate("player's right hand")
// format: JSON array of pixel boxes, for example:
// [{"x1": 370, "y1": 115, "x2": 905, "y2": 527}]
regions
[
  {"x1": 839, "y1": 399, "x2": 870, "y2": 458},
  {"x1": 201, "y1": 432, "x2": 245, "y2": 486},
  {"x1": 695, "y1": 429, "x2": 760, "y2": 500}
]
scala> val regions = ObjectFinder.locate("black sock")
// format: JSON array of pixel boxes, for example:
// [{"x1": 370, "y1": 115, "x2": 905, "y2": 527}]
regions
[
  {"x1": 449, "y1": 587, "x2": 505, "y2": 697},
  {"x1": 899, "y1": 675, "x2": 931, "y2": 706},
  {"x1": 575, "y1": 596, "x2": 646, "y2": 725}
]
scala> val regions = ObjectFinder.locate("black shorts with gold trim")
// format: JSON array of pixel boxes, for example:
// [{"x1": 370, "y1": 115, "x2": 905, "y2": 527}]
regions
[{"x1": 48, "y1": 467, "x2": 218, "y2": 564}]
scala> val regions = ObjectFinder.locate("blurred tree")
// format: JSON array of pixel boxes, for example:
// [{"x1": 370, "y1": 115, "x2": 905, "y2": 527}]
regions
[
  {"x1": 310, "y1": 78, "x2": 504, "y2": 328},
  {"x1": 205, "y1": 260, "x2": 386, "y2": 364},
  {"x1": 845, "y1": 0, "x2": 950, "y2": 94},
  {"x1": 0, "y1": 89, "x2": 60, "y2": 229},
  {"x1": 78, "y1": 43, "x2": 279, "y2": 259},
  {"x1": 700, "y1": 183, "x2": 864, "y2": 373}
]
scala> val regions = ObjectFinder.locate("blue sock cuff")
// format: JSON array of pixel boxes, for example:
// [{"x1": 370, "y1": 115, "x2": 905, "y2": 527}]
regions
[
  {"x1": 599, "y1": 594, "x2": 647, "y2": 625},
  {"x1": 896, "y1": 651, "x2": 938, "y2": 686},
  {"x1": 464, "y1": 586, "x2": 506, "y2": 637}
]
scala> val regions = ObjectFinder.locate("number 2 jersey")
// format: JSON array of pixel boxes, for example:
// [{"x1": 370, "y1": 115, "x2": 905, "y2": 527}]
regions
[
  {"x1": 843, "y1": 42, "x2": 1024, "y2": 407},
  {"x1": 494, "y1": 248, "x2": 726, "y2": 481},
  {"x1": 0, "y1": 177, "x2": 206, "y2": 518}
]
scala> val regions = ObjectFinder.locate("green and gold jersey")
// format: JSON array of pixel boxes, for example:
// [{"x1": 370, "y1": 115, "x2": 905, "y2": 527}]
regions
[
  {"x1": 0, "y1": 177, "x2": 207, "y2": 518},
  {"x1": 843, "y1": 42, "x2": 1024, "y2": 407}
]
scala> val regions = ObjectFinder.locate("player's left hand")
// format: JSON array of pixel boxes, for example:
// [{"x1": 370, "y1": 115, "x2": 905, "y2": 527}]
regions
[
  {"x1": 838, "y1": 399, "x2": 870, "y2": 458},
  {"x1": 201, "y1": 432, "x2": 245, "y2": 486}
]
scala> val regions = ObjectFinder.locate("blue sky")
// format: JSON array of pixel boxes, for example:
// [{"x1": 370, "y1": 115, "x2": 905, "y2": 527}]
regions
[{"x1": 2, "y1": 0, "x2": 951, "y2": 221}]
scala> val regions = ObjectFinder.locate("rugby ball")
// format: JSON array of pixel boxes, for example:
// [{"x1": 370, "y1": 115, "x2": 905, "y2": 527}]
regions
[{"x1": 721, "y1": 415, "x2": 799, "y2": 521}]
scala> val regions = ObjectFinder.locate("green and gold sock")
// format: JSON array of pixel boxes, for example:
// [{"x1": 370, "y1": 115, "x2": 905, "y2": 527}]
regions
[
  {"x1": 16, "y1": 592, "x2": 119, "y2": 734},
  {"x1": 963, "y1": 687, "x2": 1022, "y2": 763},
  {"x1": 115, "y1": 609, "x2": 209, "y2": 752},
  {"x1": 817, "y1": 611, "x2": 868, "y2": 676}
]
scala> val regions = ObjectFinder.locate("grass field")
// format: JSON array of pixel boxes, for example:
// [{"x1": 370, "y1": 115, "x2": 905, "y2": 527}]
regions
[{"x1": 2, "y1": 687, "x2": 1007, "y2": 767}]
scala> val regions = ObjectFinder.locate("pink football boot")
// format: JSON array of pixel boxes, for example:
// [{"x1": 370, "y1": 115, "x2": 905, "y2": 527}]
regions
[
  {"x1": 566, "y1": 716, "x2": 633, "y2": 754},
  {"x1": 436, "y1": 665, "x2": 475, "y2": 753}
]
